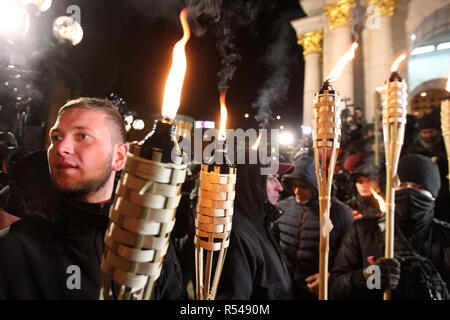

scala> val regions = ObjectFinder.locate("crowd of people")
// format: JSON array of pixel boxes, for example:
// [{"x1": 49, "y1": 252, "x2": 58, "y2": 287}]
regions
[{"x1": 0, "y1": 97, "x2": 448, "y2": 300}]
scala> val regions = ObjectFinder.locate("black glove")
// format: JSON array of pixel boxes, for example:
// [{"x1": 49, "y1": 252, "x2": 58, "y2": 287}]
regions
[{"x1": 373, "y1": 257, "x2": 401, "y2": 290}]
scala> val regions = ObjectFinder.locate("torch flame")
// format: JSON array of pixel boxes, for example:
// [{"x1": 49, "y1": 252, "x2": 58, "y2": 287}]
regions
[
  {"x1": 161, "y1": 9, "x2": 191, "y2": 120},
  {"x1": 371, "y1": 189, "x2": 386, "y2": 213},
  {"x1": 326, "y1": 42, "x2": 358, "y2": 82},
  {"x1": 251, "y1": 132, "x2": 262, "y2": 151},
  {"x1": 390, "y1": 53, "x2": 407, "y2": 73},
  {"x1": 218, "y1": 92, "x2": 227, "y2": 141}
]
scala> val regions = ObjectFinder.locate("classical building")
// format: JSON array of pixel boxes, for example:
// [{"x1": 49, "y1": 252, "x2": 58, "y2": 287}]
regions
[{"x1": 291, "y1": 0, "x2": 450, "y2": 126}]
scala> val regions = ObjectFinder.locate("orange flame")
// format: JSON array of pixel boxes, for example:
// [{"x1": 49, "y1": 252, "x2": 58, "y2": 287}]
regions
[
  {"x1": 161, "y1": 9, "x2": 191, "y2": 120},
  {"x1": 251, "y1": 132, "x2": 262, "y2": 150},
  {"x1": 218, "y1": 92, "x2": 227, "y2": 141},
  {"x1": 371, "y1": 189, "x2": 386, "y2": 213},
  {"x1": 326, "y1": 42, "x2": 358, "y2": 82},
  {"x1": 391, "y1": 53, "x2": 407, "y2": 73}
]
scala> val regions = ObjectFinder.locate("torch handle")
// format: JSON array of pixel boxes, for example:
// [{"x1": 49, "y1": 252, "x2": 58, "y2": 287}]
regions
[{"x1": 318, "y1": 199, "x2": 330, "y2": 300}]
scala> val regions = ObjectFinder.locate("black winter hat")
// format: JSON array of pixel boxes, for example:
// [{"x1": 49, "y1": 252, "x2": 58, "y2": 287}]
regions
[
  {"x1": 417, "y1": 112, "x2": 440, "y2": 131},
  {"x1": 351, "y1": 162, "x2": 380, "y2": 182},
  {"x1": 397, "y1": 154, "x2": 441, "y2": 198}
]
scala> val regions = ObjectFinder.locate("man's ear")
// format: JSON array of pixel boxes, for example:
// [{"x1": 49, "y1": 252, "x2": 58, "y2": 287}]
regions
[{"x1": 112, "y1": 143, "x2": 128, "y2": 171}]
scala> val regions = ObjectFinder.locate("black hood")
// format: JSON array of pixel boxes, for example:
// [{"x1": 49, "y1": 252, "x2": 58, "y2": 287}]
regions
[
  {"x1": 5, "y1": 150, "x2": 110, "y2": 234},
  {"x1": 282, "y1": 155, "x2": 318, "y2": 197},
  {"x1": 234, "y1": 162, "x2": 267, "y2": 224}
]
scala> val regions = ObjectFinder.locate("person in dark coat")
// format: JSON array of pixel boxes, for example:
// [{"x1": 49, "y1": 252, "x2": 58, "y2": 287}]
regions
[
  {"x1": 329, "y1": 154, "x2": 450, "y2": 300},
  {"x1": 216, "y1": 159, "x2": 293, "y2": 300},
  {"x1": 273, "y1": 155, "x2": 353, "y2": 299},
  {"x1": 406, "y1": 110, "x2": 449, "y2": 222},
  {"x1": 0, "y1": 98, "x2": 185, "y2": 300}
]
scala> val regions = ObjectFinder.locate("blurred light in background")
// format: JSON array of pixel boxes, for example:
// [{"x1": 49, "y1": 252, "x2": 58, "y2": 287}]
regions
[
  {"x1": 132, "y1": 119, "x2": 145, "y2": 131},
  {"x1": 279, "y1": 131, "x2": 294, "y2": 145},
  {"x1": 0, "y1": 0, "x2": 30, "y2": 35},
  {"x1": 22, "y1": 0, "x2": 52, "y2": 12},
  {"x1": 302, "y1": 126, "x2": 312, "y2": 135},
  {"x1": 52, "y1": 16, "x2": 83, "y2": 46}
]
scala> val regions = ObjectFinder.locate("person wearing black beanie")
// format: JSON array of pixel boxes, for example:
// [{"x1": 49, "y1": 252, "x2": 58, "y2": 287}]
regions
[
  {"x1": 406, "y1": 110, "x2": 449, "y2": 223},
  {"x1": 329, "y1": 154, "x2": 450, "y2": 300}
]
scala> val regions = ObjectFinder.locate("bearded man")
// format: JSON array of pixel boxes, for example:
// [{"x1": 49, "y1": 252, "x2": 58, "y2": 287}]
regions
[{"x1": 0, "y1": 98, "x2": 185, "y2": 299}]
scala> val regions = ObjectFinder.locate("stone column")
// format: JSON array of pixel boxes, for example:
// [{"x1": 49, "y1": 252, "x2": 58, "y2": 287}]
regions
[
  {"x1": 323, "y1": 0, "x2": 356, "y2": 105},
  {"x1": 297, "y1": 29, "x2": 323, "y2": 127},
  {"x1": 363, "y1": 0, "x2": 398, "y2": 122}
]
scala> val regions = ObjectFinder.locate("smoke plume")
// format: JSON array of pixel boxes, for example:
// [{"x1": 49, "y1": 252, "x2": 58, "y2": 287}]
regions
[{"x1": 251, "y1": 8, "x2": 299, "y2": 128}]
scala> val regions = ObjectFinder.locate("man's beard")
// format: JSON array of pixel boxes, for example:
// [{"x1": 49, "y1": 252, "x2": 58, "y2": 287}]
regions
[{"x1": 52, "y1": 155, "x2": 114, "y2": 198}]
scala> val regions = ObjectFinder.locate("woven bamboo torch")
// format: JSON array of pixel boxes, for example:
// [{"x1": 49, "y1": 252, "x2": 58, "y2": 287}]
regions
[
  {"x1": 313, "y1": 80, "x2": 341, "y2": 301},
  {"x1": 381, "y1": 53, "x2": 408, "y2": 300},
  {"x1": 313, "y1": 42, "x2": 357, "y2": 300},
  {"x1": 99, "y1": 8, "x2": 190, "y2": 300},
  {"x1": 194, "y1": 92, "x2": 236, "y2": 300},
  {"x1": 441, "y1": 76, "x2": 450, "y2": 192}
]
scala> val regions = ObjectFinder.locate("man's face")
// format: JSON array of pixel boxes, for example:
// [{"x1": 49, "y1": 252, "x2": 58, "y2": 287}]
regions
[
  {"x1": 355, "y1": 176, "x2": 379, "y2": 197},
  {"x1": 266, "y1": 174, "x2": 283, "y2": 205},
  {"x1": 47, "y1": 107, "x2": 122, "y2": 200},
  {"x1": 292, "y1": 179, "x2": 313, "y2": 204},
  {"x1": 419, "y1": 128, "x2": 439, "y2": 143}
]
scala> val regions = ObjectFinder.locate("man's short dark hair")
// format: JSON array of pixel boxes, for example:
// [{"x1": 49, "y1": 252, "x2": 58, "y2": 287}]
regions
[{"x1": 58, "y1": 97, "x2": 127, "y2": 143}]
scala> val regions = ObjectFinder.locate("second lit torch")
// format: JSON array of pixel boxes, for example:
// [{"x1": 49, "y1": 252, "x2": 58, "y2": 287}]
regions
[
  {"x1": 194, "y1": 92, "x2": 236, "y2": 300},
  {"x1": 381, "y1": 53, "x2": 408, "y2": 300}
]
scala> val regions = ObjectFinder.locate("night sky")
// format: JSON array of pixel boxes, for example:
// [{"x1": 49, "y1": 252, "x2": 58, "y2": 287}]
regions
[{"x1": 1, "y1": 0, "x2": 306, "y2": 141}]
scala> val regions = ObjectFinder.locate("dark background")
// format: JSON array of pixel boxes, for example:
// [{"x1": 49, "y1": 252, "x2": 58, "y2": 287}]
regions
[{"x1": 0, "y1": 0, "x2": 306, "y2": 145}]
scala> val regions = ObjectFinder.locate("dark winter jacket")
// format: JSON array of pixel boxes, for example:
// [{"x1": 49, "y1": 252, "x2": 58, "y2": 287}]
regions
[
  {"x1": 329, "y1": 215, "x2": 450, "y2": 300},
  {"x1": 0, "y1": 150, "x2": 185, "y2": 300},
  {"x1": 216, "y1": 163, "x2": 293, "y2": 300},
  {"x1": 274, "y1": 155, "x2": 353, "y2": 299}
]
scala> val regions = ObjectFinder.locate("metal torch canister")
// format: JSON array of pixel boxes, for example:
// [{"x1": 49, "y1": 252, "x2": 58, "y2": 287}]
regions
[
  {"x1": 194, "y1": 140, "x2": 236, "y2": 300},
  {"x1": 441, "y1": 97, "x2": 450, "y2": 191},
  {"x1": 100, "y1": 117, "x2": 187, "y2": 300},
  {"x1": 313, "y1": 80, "x2": 341, "y2": 300},
  {"x1": 381, "y1": 72, "x2": 407, "y2": 300}
]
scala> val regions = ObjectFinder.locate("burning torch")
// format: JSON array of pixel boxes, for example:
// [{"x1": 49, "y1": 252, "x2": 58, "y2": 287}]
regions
[
  {"x1": 441, "y1": 73, "x2": 450, "y2": 192},
  {"x1": 313, "y1": 42, "x2": 358, "y2": 300},
  {"x1": 99, "y1": 8, "x2": 191, "y2": 300},
  {"x1": 381, "y1": 53, "x2": 407, "y2": 300},
  {"x1": 194, "y1": 91, "x2": 236, "y2": 300}
]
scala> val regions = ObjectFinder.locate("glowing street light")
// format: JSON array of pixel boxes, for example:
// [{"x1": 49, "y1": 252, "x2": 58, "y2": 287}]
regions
[
  {"x1": 132, "y1": 119, "x2": 145, "y2": 131},
  {"x1": 0, "y1": 0, "x2": 30, "y2": 35},
  {"x1": 22, "y1": 0, "x2": 52, "y2": 12},
  {"x1": 52, "y1": 16, "x2": 83, "y2": 46}
]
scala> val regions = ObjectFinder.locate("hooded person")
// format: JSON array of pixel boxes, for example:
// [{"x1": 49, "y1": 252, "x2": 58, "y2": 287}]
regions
[
  {"x1": 406, "y1": 111, "x2": 449, "y2": 223},
  {"x1": 272, "y1": 155, "x2": 353, "y2": 299},
  {"x1": 329, "y1": 154, "x2": 450, "y2": 300},
  {"x1": 347, "y1": 162, "x2": 386, "y2": 219},
  {"x1": 215, "y1": 152, "x2": 294, "y2": 300}
]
